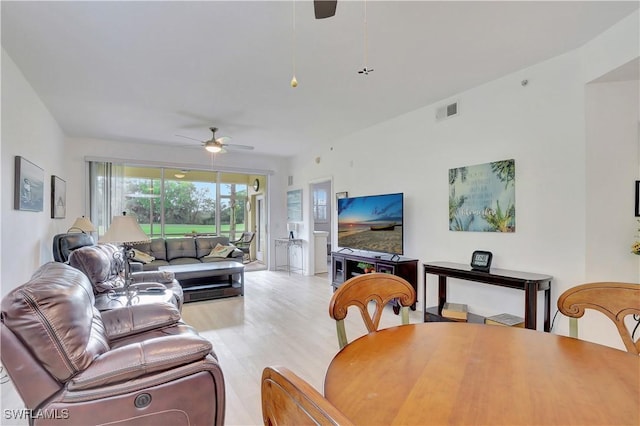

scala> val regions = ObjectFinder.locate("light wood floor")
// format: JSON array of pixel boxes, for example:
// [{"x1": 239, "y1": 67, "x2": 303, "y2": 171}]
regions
[{"x1": 0, "y1": 269, "x2": 423, "y2": 426}]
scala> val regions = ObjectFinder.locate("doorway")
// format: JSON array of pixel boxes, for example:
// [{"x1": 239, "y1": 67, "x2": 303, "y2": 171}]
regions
[{"x1": 311, "y1": 179, "x2": 332, "y2": 274}]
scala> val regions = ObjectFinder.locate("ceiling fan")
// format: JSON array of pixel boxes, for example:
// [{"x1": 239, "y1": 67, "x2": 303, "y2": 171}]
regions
[
  {"x1": 314, "y1": 0, "x2": 337, "y2": 19},
  {"x1": 177, "y1": 127, "x2": 254, "y2": 154}
]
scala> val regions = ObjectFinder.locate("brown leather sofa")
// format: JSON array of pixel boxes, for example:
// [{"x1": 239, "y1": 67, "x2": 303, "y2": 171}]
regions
[
  {"x1": 68, "y1": 243, "x2": 184, "y2": 311},
  {"x1": 1, "y1": 262, "x2": 225, "y2": 425}
]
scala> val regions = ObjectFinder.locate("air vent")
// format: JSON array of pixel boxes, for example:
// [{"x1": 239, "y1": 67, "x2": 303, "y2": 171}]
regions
[
  {"x1": 288, "y1": 176, "x2": 294, "y2": 186},
  {"x1": 436, "y1": 100, "x2": 460, "y2": 121}
]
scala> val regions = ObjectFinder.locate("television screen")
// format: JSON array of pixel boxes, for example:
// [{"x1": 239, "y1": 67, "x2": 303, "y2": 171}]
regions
[{"x1": 337, "y1": 192, "x2": 404, "y2": 255}]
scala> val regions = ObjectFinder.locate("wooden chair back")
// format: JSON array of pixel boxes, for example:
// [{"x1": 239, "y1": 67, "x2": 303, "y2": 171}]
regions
[
  {"x1": 329, "y1": 273, "x2": 416, "y2": 349},
  {"x1": 557, "y1": 282, "x2": 640, "y2": 355},
  {"x1": 261, "y1": 366, "x2": 354, "y2": 426}
]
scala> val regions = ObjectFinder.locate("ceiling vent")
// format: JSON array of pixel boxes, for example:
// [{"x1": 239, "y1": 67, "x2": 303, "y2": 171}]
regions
[{"x1": 436, "y1": 100, "x2": 459, "y2": 121}]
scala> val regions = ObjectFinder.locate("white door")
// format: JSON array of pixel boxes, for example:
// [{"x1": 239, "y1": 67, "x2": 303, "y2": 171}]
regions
[{"x1": 256, "y1": 195, "x2": 266, "y2": 262}]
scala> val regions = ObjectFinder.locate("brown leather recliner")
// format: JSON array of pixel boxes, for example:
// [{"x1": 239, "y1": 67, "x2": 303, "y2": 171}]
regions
[
  {"x1": 68, "y1": 243, "x2": 184, "y2": 311},
  {"x1": 1, "y1": 262, "x2": 225, "y2": 425}
]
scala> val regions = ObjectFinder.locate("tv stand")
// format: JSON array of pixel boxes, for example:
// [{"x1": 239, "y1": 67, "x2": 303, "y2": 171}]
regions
[{"x1": 331, "y1": 251, "x2": 418, "y2": 313}]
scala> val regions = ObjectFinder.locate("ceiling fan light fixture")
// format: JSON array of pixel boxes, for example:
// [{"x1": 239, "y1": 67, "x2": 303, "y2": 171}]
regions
[{"x1": 205, "y1": 142, "x2": 222, "y2": 153}]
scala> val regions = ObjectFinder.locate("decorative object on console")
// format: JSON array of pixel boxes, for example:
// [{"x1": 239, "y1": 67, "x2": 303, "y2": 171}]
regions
[
  {"x1": 441, "y1": 302, "x2": 468, "y2": 321},
  {"x1": 485, "y1": 313, "x2": 524, "y2": 327},
  {"x1": 631, "y1": 219, "x2": 640, "y2": 255},
  {"x1": 449, "y1": 159, "x2": 515, "y2": 232},
  {"x1": 99, "y1": 212, "x2": 151, "y2": 293},
  {"x1": 287, "y1": 222, "x2": 298, "y2": 239},
  {"x1": 51, "y1": 175, "x2": 66, "y2": 219},
  {"x1": 68, "y1": 216, "x2": 96, "y2": 233},
  {"x1": 14, "y1": 156, "x2": 44, "y2": 212},
  {"x1": 470, "y1": 250, "x2": 492, "y2": 272}
]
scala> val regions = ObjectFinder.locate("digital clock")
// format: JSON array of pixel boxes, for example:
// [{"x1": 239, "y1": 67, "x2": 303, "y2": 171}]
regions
[{"x1": 470, "y1": 250, "x2": 493, "y2": 272}]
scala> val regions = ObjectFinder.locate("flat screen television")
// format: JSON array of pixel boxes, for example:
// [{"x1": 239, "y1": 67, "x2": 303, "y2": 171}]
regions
[{"x1": 337, "y1": 192, "x2": 404, "y2": 255}]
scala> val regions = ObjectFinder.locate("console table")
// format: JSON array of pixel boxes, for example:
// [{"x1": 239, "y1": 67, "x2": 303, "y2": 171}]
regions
[
  {"x1": 423, "y1": 261, "x2": 552, "y2": 331},
  {"x1": 275, "y1": 238, "x2": 304, "y2": 275}
]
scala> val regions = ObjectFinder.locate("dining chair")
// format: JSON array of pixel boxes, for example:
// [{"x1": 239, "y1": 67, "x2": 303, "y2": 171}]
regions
[
  {"x1": 329, "y1": 273, "x2": 416, "y2": 350},
  {"x1": 261, "y1": 366, "x2": 354, "y2": 426},
  {"x1": 557, "y1": 282, "x2": 640, "y2": 355}
]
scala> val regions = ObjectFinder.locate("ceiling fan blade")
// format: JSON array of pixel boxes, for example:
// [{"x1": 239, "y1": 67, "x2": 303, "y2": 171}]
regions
[
  {"x1": 222, "y1": 143, "x2": 254, "y2": 151},
  {"x1": 314, "y1": 0, "x2": 337, "y2": 19},
  {"x1": 175, "y1": 134, "x2": 203, "y2": 142},
  {"x1": 216, "y1": 136, "x2": 231, "y2": 143}
]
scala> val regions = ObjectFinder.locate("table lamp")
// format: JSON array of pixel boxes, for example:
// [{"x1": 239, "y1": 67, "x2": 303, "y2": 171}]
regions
[
  {"x1": 99, "y1": 212, "x2": 150, "y2": 293},
  {"x1": 67, "y1": 216, "x2": 96, "y2": 233}
]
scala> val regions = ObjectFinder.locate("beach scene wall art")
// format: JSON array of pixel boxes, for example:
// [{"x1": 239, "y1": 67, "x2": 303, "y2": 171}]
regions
[{"x1": 449, "y1": 159, "x2": 515, "y2": 232}]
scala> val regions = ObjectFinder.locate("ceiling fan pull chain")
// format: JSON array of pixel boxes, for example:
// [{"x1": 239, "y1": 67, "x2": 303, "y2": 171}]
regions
[
  {"x1": 358, "y1": 0, "x2": 373, "y2": 75},
  {"x1": 291, "y1": 0, "x2": 298, "y2": 88}
]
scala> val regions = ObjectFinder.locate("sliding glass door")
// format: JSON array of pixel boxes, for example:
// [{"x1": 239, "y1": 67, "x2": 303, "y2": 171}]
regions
[{"x1": 90, "y1": 162, "x2": 252, "y2": 240}]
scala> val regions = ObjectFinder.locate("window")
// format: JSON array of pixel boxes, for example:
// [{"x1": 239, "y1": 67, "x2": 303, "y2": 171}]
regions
[
  {"x1": 313, "y1": 188, "x2": 328, "y2": 222},
  {"x1": 90, "y1": 163, "x2": 252, "y2": 239}
]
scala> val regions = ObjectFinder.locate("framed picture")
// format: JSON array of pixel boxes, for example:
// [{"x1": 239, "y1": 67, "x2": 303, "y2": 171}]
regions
[
  {"x1": 51, "y1": 175, "x2": 66, "y2": 219},
  {"x1": 287, "y1": 189, "x2": 302, "y2": 221},
  {"x1": 14, "y1": 156, "x2": 44, "y2": 212},
  {"x1": 635, "y1": 181, "x2": 640, "y2": 217}
]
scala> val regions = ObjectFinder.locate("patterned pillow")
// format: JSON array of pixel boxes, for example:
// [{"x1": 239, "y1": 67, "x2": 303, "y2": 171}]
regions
[
  {"x1": 205, "y1": 243, "x2": 235, "y2": 258},
  {"x1": 132, "y1": 248, "x2": 155, "y2": 263}
]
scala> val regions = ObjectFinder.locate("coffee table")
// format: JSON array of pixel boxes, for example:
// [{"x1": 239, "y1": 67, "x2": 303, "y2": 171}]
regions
[{"x1": 159, "y1": 261, "x2": 245, "y2": 302}]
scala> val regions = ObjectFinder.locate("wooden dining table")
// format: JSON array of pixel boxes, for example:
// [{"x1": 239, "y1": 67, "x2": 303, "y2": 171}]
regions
[{"x1": 324, "y1": 322, "x2": 639, "y2": 425}]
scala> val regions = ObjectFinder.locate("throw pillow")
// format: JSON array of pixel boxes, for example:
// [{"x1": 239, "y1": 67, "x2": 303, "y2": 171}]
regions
[
  {"x1": 206, "y1": 243, "x2": 235, "y2": 258},
  {"x1": 132, "y1": 248, "x2": 155, "y2": 264}
]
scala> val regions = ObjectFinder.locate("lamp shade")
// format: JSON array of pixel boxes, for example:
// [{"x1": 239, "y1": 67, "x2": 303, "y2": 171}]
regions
[
  {"x1": 99, "y1": 214, "x2": 150, "y2": 244},
  {"x1": 68, "y1": 216, "x2": 96, "y2": 233}
]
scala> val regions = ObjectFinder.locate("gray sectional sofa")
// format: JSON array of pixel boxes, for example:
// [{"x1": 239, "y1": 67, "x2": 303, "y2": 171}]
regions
[{"x1": 131, "y1": 236, "x2": 244, "y2": 271}]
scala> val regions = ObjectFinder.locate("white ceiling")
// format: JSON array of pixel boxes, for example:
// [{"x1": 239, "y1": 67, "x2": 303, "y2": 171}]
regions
[{"x1": 2, "y1": 1, "x2": 638, "y2": 157}]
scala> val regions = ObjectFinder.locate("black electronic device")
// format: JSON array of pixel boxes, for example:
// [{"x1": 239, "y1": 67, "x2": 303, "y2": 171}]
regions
[
  {"x1": 470, "y1": 250, "x2": 492, "y2": 272},
  {"x1": 337, "y1": 192, "x2": 404, "y2": 255}
]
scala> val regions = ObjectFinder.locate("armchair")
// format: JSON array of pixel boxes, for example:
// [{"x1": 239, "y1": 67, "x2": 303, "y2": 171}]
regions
[
  {"x1": 230, "y1": 231, "x2": 255, "y2": 264},
  {"x1": 68, "y1": 243, "x2": 184, "y2": 311},
  {"x1": 52, "y1": 232, "x2": 94, "y2": 263},
  {"x1": 1, "y1": 262, "x2": 225, "y2": 425}
]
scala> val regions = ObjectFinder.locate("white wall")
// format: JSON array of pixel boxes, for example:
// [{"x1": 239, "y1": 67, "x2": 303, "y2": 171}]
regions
[
  {"x1": 583, "y1": 79, "x2": 639, "y2": 348},
  {"x1": 289, "y1": 12, "x2": 639, "y2": 349},
  {"x1": 1, "y1": 49, "x2": 68, "y2": 297}
]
